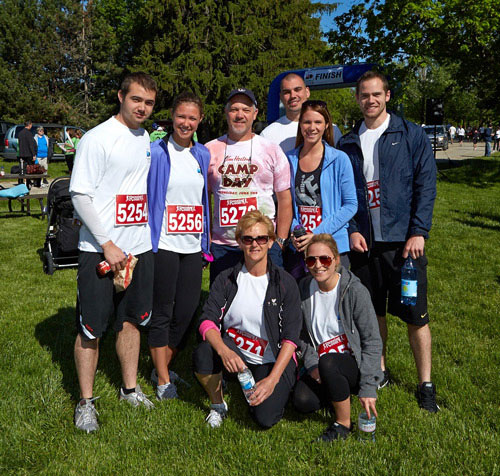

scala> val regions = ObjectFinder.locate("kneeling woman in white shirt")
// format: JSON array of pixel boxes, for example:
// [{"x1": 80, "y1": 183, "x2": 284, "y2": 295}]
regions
[
  {"x1": 293, "y1": 234, "x2": 383, "y2": 441},
  {"x1": 147, "y1": 92, "x2": 211, "y2": 400},
  {"x1": 193, "y1": 210, "x2": 301, "y2": 428}
]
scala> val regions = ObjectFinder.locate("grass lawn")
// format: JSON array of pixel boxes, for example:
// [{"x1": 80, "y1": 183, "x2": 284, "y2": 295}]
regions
[{"x1": 0, "y1": 157, "x2": 499, "y2": 475}]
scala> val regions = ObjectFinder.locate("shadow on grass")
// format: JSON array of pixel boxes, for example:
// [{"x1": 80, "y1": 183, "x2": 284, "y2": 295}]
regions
[
  {"x1": 437, "y1": 158, "x2": 500, "y2": 188},
  {"x1": 452, "y1": 210, "x2": 500, "y2": 232},
  {"x1": 34, "y1": 306, "x2": 139, "y2": 401}
]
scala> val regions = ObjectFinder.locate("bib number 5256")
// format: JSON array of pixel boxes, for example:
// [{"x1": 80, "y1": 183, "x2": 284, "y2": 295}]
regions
[
  {"x1": 167, "y1": 205, "x2": 203, "y2": 233},
  {"x1": 115, "y1": 194, "x2": 148, "y2": 226},
  {"x1": 219, "y1": 197, "x2": 257, "y2": 227}
]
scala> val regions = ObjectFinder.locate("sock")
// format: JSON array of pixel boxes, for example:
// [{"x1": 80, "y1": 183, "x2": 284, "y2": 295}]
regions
[{"x1": 122, "y1": 387, "x2": 136, "y2": 395}]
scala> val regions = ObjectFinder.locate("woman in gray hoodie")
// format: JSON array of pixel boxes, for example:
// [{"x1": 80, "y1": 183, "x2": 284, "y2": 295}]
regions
[{"x1": 293, "y1": 233, "x2": 383, "y2": 441}]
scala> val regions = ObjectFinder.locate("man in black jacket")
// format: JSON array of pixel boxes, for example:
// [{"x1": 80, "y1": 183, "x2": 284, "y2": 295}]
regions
[{"x1": 18, "y1": 121, "x2": 36, "y2": 174}]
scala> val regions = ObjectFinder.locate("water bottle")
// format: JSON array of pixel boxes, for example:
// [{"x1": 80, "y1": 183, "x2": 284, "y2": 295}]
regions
[
  {"x1": 237, "y1": 368, "x2": 256, "y2": 404},
  {"x1": 357, "y1": 411, "x2": 376, "y2": 442},
  {"x1": 401, "y1": 257, "x2": 418, "y2": 306}
]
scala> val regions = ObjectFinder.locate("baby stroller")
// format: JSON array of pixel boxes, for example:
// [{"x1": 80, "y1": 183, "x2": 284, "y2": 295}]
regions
[{"x1": 43, "y1": 176, "x2": 80, "y2": 275}]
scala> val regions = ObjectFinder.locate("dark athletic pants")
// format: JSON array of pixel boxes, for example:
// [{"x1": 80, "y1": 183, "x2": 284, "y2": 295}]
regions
[
  {"x1": 148, "y1": 249, "x2": 202, "y2": 349},
  {"x1": 293, "y1": 353, "x2": 360, "y2": 413},
  {"x1": 193, "y1": 336, "x2": 296, "y2": 428}
]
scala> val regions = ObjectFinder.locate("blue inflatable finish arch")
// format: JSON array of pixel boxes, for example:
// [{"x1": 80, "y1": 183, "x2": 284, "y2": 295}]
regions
[{"x1": 266, "y1": 63, "x2": 377, "y2": 124}]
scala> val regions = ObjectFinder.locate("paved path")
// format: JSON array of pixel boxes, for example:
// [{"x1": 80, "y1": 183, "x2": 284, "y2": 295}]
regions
[{"x1": 435, "y1": 141, "x2": 492, "y2": 161}]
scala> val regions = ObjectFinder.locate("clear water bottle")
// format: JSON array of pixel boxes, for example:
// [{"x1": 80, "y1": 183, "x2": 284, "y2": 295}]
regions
[
  {"x1": 401, "y1": 257, "x2": 418, "y2": 306},
  {"x1": 358, "y1": 411, "x2": 376, "y2": 442},
  {"x1": 237, "y1": 368, "x2": 256, "y2": 404}
]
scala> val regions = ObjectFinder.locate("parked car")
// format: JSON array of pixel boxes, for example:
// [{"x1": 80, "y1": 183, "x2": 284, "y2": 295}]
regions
[
  {"x1": 423, "y1": 125, "x2": 449, "y2": 151},
  {"x1": 2, "y1": 123, "x2": 86, "y2": 161},
  {"x1": 0, "y1": 120, "x2": 15, "y2": 153}
]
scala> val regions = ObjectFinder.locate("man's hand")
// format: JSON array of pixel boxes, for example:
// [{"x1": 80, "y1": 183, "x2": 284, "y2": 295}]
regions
[
  {"x1": 358, "y1": 397, "x2": 378, "y2": 419},
  {"x1": 292, "y1": 232, "x2": 314, "y2": 252},
  {"x1": 403, "y1": 235, "x2": 425, "y2": 259},
  {"x1": 101, "y1": 241, "x2": 127, "y2": 273},
  {"x1": 350, "y1": 232, "x2": 368, "y2": 252},
  {"x1": 249, "y1": 375, "x2": 279, "y2": 406},
  {"x1": 218, "y1": 346, "x2": 246, "y2": 374}
]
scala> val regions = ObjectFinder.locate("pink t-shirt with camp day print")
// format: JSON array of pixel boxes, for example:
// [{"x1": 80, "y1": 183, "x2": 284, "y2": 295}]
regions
[{"x1": 206, "y1": 134, "x2": 291, "y2": 246}]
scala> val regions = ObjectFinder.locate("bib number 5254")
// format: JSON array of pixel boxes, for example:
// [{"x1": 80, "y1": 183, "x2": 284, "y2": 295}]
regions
[
  {"x1": 115, "y1": 194, "x2": 148, "y2": 226},
  {"x1": 219, "y1": 197, "x2": 257, "y2": 227}
]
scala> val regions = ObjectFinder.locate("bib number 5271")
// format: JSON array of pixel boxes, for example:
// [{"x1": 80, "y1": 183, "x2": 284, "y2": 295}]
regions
[
  {"x1": 219, "y1": 197, "x2": 257, "y2": 227},
  {"x1": 115, "y1": 194, "x2": 148, "y2": 226}
]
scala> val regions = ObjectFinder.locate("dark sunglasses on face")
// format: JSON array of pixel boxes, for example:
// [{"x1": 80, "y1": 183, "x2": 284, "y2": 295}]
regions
[
  {"x1": 305, "y1": 255, "x2": 334, "y2": 268},
  {"x1": 240, "y1": 235, "x2": 270, "y2": 245}
]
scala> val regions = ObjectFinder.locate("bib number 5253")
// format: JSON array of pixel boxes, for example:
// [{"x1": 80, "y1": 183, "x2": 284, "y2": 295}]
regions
[
  {"x1": 219, "y1": 197, "x2": 257, "y2": 227},
  {"x1": 167, "y1": 205, "x2": 203, "y2": 233},
  {"x1": 115, "y1": 194, "x2": 148, "y2": 226}
]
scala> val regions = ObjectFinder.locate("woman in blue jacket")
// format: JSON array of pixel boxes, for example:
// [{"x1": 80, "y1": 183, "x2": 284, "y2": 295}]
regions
[
  {"x1": 147, "y1": 91, "x2": 211, "y2": 400},
  {"x1": 286, "y1": 100, "x2": 357, "y2": 280}
]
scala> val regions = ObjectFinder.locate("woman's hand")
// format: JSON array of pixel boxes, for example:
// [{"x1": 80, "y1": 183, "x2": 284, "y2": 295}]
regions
[
  {"x1": 292, "y1": 232, "x2": 314, "y2": 252},
  {"x1": 358, "y1": 397, "x2": 378, "y2": 419},
  {"x1": 218, "y1": 346, "x2": 246, "y2": 374},
  {"x1": 309, "y1": 367, "x2": 321, "y2": 384},
  {"x1": 249, "y1": 375, "x2": 279, "y2": 406}
]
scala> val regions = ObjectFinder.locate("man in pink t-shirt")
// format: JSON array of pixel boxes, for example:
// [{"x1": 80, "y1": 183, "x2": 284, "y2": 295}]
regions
[{"x1": 206, "y1": 88, "x2": 292, "y2": 284}]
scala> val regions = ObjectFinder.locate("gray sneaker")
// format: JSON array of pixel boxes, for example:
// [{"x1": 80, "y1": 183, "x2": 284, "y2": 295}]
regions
[
  {"x1": 119, "y1": 385, "x2": 154, "y2": 409},
  {"x1": 156, "y1": 382, "x2": 178, "y2": 401},
  {"x1": 151, "y1": 368, "x2": 191, "y2": 388},
  {"x1": 74, "y1": 397, "x2": 99, "y2": 433},
  {"x1": 205, "y1": 401, "x2": 228, "y2": 428}
]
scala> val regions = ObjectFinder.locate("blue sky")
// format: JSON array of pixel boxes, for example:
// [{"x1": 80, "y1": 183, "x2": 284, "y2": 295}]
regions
[{"x1": 316, "y1": 0, "x2": 362, "y2": 33}]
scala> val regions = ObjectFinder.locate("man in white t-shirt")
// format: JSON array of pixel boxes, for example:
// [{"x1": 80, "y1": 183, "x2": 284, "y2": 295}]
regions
[
  {"x1": 206, "y1": 88, "x2": 292, "y2": 284},
  {"x1": 448, "y1": 125, "x2": 456, "y2": 144},
  {"x1": 338, "y1": 70, "x2": 439, "y2": 413},
  {"x1": 69, "y1": 72, "x2": 157, "y2": 432},
  {"x1": 261, "y1": 73, "x2": 342, "y2": 153}
]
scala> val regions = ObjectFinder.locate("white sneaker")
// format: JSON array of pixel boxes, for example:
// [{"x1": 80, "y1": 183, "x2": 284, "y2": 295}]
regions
[
  {"x1": 205, "y1": 401, "x2": 228, "y2": 428},
  {"x1": 74, "y1": 397, "x2": 99, "y2": 433},
  {"x1": 119, "y1": 385, "x2": 154, "y2": 409}
]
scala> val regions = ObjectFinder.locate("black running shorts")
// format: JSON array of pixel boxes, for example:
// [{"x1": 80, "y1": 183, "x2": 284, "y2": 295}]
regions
[
  {"x1": 350, "y1": 242, "x2": 430, "y2": 326},
  {"x1": 75, "y1": 250, "x2": 154, "y2": 340}
]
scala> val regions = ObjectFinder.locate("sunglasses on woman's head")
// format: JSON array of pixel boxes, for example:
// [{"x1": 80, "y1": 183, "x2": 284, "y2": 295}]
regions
[
  {"x1": 303, "y1": 100, "x2": 327, "y2": 109},
  {"x1": 240, "y1": 235, "x2": 270, "y2": 245},
  {"x1": 305, "y1": 255, "x2": 334, "y2": 268}
]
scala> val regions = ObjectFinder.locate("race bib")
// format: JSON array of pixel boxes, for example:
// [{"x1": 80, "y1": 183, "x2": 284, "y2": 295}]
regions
[
  {"x1": 299, "y1": 205, "x2": 322, "y2": 233},
  {"x1": 366, "y1": 180, "x2": 380, "y2": 209},
  {"x1": 166, "y1": 205, "x2": 203, "y2": 234},
  {"x1": 227, "y1": 327, "x2": 268, "y2": 358},
  {"x1": 317, "y1": 334, "x2": 352, "y2": 357},
  {"x1": 219, "y1": 197, "x2": 257, "y2": 227},
  {"x1": 115, "y1": 194, "x2": 148, "y2": 226}
]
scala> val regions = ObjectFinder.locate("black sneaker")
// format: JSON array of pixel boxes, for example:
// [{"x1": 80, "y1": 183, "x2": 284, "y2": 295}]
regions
[
  {"x1": 416, "y1": 382, "x2": 440, "y2": 413},
  {"x1": 378, "y1": 369, "x2": 391, "y2": 389},
  {"x1": 318, "y1": 421, "x2": 353, "y2": 442}
]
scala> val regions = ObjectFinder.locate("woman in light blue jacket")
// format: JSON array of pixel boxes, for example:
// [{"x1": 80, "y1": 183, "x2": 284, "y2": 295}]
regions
[{"x1": 285, "y1": 100, "x2": 357, "y2": 280}]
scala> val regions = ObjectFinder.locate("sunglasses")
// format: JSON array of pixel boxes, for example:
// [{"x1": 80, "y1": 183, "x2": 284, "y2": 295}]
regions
[
  {"x1": 305, "y1": 255, "x2": 334, "y2": 268},
  {"x1": 240, "y1": 235, "x2": 270, "y2": 245},
  {"x1": 303, "y1": 100, "x2": 328, "y2": 109}
]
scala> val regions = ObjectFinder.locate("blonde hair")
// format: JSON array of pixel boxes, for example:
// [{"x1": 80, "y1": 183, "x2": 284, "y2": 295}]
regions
[{"x1": 235, "y1": 210, "x2": 276, "y2": 241}]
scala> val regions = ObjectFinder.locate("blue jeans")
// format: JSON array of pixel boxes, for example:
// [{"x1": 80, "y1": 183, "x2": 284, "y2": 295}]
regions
[
  {"x1": 485, "y1": 141, "x2": 492, "y2": 157},
  {"x1": 209, "y1": 242, "x2": 283, "y2": 286}
]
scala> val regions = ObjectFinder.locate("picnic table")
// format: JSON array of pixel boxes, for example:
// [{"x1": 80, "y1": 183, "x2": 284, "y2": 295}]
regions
[{"x1": 0, "y1": 173, "x2": 50, "y2": 217}]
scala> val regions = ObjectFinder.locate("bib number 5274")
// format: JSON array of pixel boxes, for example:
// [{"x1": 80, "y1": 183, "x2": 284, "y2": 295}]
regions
[
  {"x1": 219, "y1": 197, "x2": 257, "y2": 227},
  {"x1": 115, "y1": 194, "x2": 148, "y2": 226}
]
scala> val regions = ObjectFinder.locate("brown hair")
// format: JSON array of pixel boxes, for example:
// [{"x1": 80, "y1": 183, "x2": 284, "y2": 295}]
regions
[
  {"x1": 305, "y1": 233, "x2": 341, "y2": 270},
  {"x1": 120, "y1": 72, "x2": 158, "y2": 97},
  {"x1": 172, "y1": 91, "x2": 204, "y2": 117},
  {"x1": 235, "y1": 210, "x2": 276, "y2": 241},
  {"x1": 295, "y1": 100, "x2": 335, "y2": 148},
  {"x1": 355, "y1": 70, "x2": 389, "y2": 95}
]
